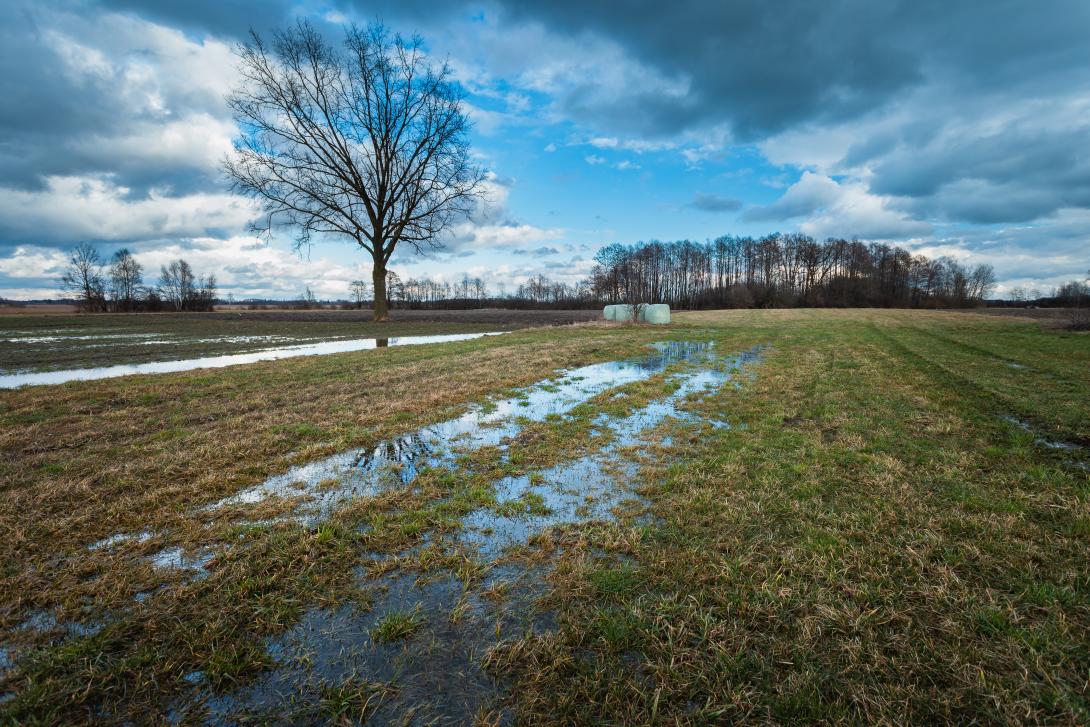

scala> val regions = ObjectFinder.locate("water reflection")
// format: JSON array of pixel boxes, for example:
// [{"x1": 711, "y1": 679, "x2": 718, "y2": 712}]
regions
[
  {"x1": 208, "y1": 341, "x2": 724, "y2": 523},
  {"x1": 0, "y1": 333, "x2": 506, "y2": 388},
  {"x1": 182, "y1": 343, "x2": 766, "y2": 723}
]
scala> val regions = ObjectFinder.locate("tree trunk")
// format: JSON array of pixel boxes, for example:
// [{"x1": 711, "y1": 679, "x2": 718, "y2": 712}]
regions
[{"x1": 372, "y1": 262, "x2": 389, "y2": 322}]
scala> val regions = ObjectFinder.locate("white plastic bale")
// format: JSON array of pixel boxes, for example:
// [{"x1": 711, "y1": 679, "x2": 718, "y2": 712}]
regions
[
  {"x1": 641, "y1": 304, "x2": 671, "y2": 324},
  {"x1": 602, "y1": 304, "x2": 616, "y2": 320}
]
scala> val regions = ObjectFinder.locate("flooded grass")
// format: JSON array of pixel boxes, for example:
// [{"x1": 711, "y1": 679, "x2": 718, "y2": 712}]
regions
[
  {"x1": 201, "y1": 340, "x2": 728, "y2": 526},
  {"x1": 1, "y1": 310, "x2": 1088, "y2": 723},
  {"x1": 0, "y1": 312, "x2": 534, "y2": 373},
  {"x1": 0, "y1": 332, "x2": 507, "y2": 388}
]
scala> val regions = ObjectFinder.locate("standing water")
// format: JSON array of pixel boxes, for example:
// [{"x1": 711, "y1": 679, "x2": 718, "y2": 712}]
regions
[{"x1": 0, "y1": 333, "x2": 506, "y2": 388}]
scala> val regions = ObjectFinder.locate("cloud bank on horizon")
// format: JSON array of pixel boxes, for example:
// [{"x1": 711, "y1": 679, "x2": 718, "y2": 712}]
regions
[{"x1": 1, "y1": 0, "x2": 1088, "y2": 299}]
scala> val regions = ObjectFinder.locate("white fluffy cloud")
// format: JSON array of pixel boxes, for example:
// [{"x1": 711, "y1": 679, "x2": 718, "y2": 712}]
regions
[
  {"x1": 0, "y1": 176, "x2": 258, "y2": 244},
  {"x1": 0, "y1": 239, "x2": 372, "y2": 300},
  {"x1": 744, "y1": 172, "x2": 930, "y2": 240}
]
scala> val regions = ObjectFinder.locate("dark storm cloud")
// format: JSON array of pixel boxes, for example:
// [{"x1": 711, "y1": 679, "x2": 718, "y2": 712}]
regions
[
  {"x1": 4, "y1": 0, "x2": 1090, "y2": 275},
  {"x1": 492, "y1": 0, "x2": 1090, "y2": 140},
  {"x1": 0, "y1": 3, "x2": 124, "y2": 190},
  {"x1": 0, "y1": 2, "x2": 227, "y2": 191},
  {"x1": 97, "y1": 0, "x2": 297, "y2": 36},
  {"x1": 689, "y1": 193, "x2": 742, "y2": 213},
  {"x1": 862, "y1": 122, "x2": 1090, "y2": 224},
  {"x1": 0, "y1": 1, "x2": 247, "y2": 249},
  {"x1": 92, "y1": 0, "x2": 1090, "y2": 142}
]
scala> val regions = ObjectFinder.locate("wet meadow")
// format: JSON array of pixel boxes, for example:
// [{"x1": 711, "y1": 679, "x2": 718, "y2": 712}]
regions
[{"x1": 0, "y1": 308, "x2": 1087, "y2": 723}]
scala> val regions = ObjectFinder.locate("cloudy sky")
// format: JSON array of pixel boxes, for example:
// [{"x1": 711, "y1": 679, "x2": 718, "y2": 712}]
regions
[{"x1": 2, "y1": 0, "x2": 1089, "y2": 300}]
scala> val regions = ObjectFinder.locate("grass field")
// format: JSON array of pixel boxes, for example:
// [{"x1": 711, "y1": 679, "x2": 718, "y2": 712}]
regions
[{"x1": 0, "y1": 309, "x2": 1087, "y2": 724}]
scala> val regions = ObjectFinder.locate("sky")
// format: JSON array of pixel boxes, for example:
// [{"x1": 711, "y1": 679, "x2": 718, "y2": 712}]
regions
[{"x1": 2, "y1": 0, "x2": 1089, "y2": 300}]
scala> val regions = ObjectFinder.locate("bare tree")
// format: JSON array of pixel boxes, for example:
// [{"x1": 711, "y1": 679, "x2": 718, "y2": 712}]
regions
[
  {"x1": 108, "y1": 248, "x2": 143, "y2": 312},
  {"x1": 224, "y1": 21, "x2": 485, "y2": 321},
  {"x1": 195, "y1": 274, "x2": 218, "y2": 311},
  {"x1": 298, "y1": 285, "x2": 318, "y2": 309},
  {"x1": 159, "y1": 259, "x2": 196, "y2": 311},
  {"x1": 1064, "y1": 268, "x2": 1090, "y2": 330},
  {"x1": 967, "y1": 264, "x2": 997, "y2": 303},
  {"x1": 59, "y1": 242, "x2": 106, "y2": 312},
  {"x1": 349, "y1": 280, "x2": 369, "y2": 309},
  {"x1": 385, "y1": 270, "x2": 403, "y2": 309}
]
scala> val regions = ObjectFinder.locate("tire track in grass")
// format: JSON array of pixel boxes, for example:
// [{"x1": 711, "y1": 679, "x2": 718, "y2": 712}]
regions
[
  {"x1": 888, "y1": 324, "x2": 1089, "y2": 444},
  {"x1": 903, "y1": 323, "x2": 1080, "y2": 381}
]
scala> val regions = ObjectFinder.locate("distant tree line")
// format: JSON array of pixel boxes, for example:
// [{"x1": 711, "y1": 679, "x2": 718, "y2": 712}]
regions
[
  {"x1": 371, "y1": 235, "x2": 1000, "y2": 311},
  {"x1": 59, "y1": 242, "x2": 217, "y2": 312},
  {"x1": 381, "y1": 272, "x2": 595, "y2": 309},
  {"x1": 1016, "y1": 279, "x2": 1090, "y2": 310},
  {"x1": 588, "y1": 235, "x2": 997, "y2": 309},
  {"x1": 357, "y1": 271, "x2": 596, "y2": 310},
  {"x1": 56, "y1": 234, "x2": 1033, "y2": 314}
]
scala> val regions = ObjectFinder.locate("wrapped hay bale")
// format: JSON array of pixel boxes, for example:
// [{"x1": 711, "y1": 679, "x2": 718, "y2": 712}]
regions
[
  {"x1": 604, "y1": 303, "x2": 669, "y2": 323},
  {"x1": 612, "y1": 304, "x2": 637, "y2": 322},
  {"x1": 640, "y1": 304, "x2": 671, "y2": 324}
]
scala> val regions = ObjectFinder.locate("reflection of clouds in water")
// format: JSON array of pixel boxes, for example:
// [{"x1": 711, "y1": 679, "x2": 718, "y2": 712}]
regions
[
  {"x1": 0, "y1": 332, "x2": 506, "y2": 388},
  {"x1": 208, "y1": 341, "x2": 731, "y2": 524},
  {"x1": 182, "y1": 343, "x2": 766, "y2": 724}
]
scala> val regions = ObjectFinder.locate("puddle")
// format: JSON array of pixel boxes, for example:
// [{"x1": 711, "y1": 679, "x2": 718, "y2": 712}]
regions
[
  {"x1": 149, "y1": 547, "x2": 213, "y2": 576},
  {"x1": 0, "y1": 332, "x2": 506, "y2": 388},
  {"x1": 1, "y1": 332, "x2": 162, "y2": 344},
  {"x1": 1002, "y1": 416, "x2": 1087, "y2": 465},
  {"x1": 207, "y1": 341, "x2": 729, "y2": 524},
  {"x1": 86, "y1": 340, "x2": 738, "y2": 568},
  {"x1": 176, "y1": 564, "x2": 552, "y2": 724},
  {"x1": 36, "y1": 341, "x2": 764, "y2": 722},
  {"x1": 0, "y1": 609, "x2": 105, "y2": 674},
  {"x1": 90, "y1": 531, "x2": 154, "y2": 550},
  {"x1": 461, "y1": 346, "x2": 763, "y2": 559},
  {"x1": 171, "y1": 343, "x2": 765, "y2": 723}
]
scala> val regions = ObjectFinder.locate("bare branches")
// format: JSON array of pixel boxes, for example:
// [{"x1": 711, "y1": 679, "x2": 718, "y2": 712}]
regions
[
  {"x1": 224, "y1": 21, "x2": 485, "y2": 319},
  {"x1": 59, "y1": 243, "x2": 106, "y2": 312}
]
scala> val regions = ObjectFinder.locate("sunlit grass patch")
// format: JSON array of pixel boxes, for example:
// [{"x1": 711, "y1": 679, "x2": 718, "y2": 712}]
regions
[{"x1": 371, "y1": 609, "x2": 423, "y2": 643}]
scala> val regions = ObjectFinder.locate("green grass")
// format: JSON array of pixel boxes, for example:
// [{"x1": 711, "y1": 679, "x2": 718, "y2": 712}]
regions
[
  {"x1": 0, "y1": 309, "x2": 1087, "y2": 724},
  {"x1": 371, "y1": 609, "x2": 423, "y2": 642}
]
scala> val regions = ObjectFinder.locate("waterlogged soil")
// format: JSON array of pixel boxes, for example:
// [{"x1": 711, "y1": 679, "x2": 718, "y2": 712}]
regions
[
  {"x1": 1002, "y1": 415, "x2": 1089, "y2": 470},
  {"x1": 59, "y1": 341, "x2": 765, "y2": 724},
  {"x1": 0, "y1": 309, "x2": 598, "y2": 372},
  {"x1": 0, "y1": 332, "x2": 506, "y2": 388},
  {"x1": 5, "y1": 310, "x2": 1088, "y2": 724},
  {"x1": 185, "y1": 564, "x2": 555, "y2": 724},
  {"x1": 205, "y1": 340, "x2": 750, "y2": 525}
]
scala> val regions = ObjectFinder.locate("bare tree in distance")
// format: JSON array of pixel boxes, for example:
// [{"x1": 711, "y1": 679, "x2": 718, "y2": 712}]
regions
[
  {"x1": 60, "y1": 242, "x2": 106, "y2": 312},
  {"x1": 349, "y1": 280, "x2": 369, "y2": 309},
  {"x1": 1066, "y1": 267, "x2": 1090, "y2": 330},
  {"x1": 224, "y1": 21, "x2": 486, "y2": 321},
  {"x1": 159, "y1": 260, "x2": 217, "y2": 311},
  {"x1": 108, "y1": 248, "x2": 143, "y2": 312},
  {"x1": 158, "y1": 260, "x2": 195, "y2": 311}
]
